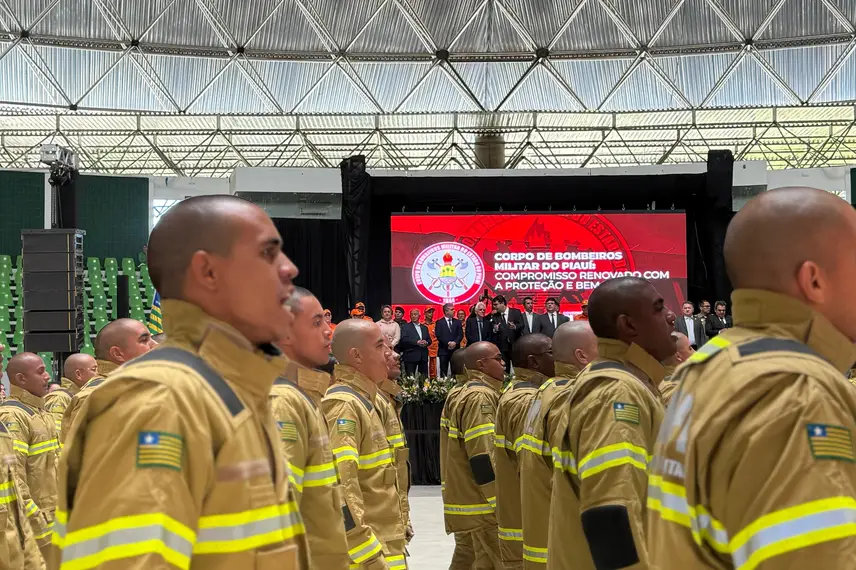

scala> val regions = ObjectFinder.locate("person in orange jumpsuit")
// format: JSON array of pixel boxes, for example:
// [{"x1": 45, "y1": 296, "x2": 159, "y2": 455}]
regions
[
  {"x1": 573, "y1": 300, "x2": 589, "y2": 321},
  {"x1": 324, "y1": 309, "x2": 337, "y2": 333},
  {"x1": 425, "y1": 308, "x2": 438, "y2": 378}
]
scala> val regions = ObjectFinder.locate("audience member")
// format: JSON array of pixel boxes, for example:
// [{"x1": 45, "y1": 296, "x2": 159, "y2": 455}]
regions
[
  {"x1": 377, "y1": 305, "x2": 401, "y2": 348},
  {"x1": 399, "y1": 308, "x2": 430, "y2": 376},
  {"x1": 435, "y1": 303, "x2": 464, "y2": 377}
]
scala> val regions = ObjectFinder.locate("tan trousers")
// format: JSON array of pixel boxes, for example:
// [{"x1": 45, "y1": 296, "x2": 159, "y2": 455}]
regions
[{"x1": 450, "y1": 532, "x2": 475, "y2": 570}]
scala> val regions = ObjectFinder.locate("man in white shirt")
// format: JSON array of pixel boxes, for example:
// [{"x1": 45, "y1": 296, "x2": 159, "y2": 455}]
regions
[
  {"x1": 521, "y1": 296, "x2": 540, "y2": 336},
  {"x1": 674, "y1": 300, "x2": 707, "y2": 349}
]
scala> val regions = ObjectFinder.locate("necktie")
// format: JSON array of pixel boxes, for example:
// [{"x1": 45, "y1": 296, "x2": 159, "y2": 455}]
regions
[
  {"x1": 503, "y1": 313, "x2": 507, "y2": 324},
  {"x1": 478, "y1": 319, "x2": 483, "y2": 341},
  {"x1": 551, "y1": 314, "x2": 555, "y2": 328}
]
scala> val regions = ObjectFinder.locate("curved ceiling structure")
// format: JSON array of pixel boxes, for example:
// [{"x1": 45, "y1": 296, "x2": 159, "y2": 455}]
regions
[{"x1": 1, "y1": 0, "x2": 855, "y2": 175}]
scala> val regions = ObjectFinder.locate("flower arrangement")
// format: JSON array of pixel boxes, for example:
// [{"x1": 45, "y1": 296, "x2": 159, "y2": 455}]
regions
[{"x1": 398, "y1": 374, "x2": 458, "y2": 404}]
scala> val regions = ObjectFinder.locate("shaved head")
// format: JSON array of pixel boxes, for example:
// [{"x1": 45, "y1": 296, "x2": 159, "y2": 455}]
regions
[
  {"x1": 63, "y1": 353, "x2": 98, "y2": 387},
  {"x1": 512, "y1": 333, "x2": 554, "y2": 378},
  {"x1": 450, "y1": 348, "x2": 468, "y2": 376},
  {"x1": 331, "y1": 319, "x2": 390, "y2": 383},
  {"x1": 553, "y1": 321, "x2": 598, "y2": 368},
  {"x1": 6, "y1": 352, "x2": 41, "y2": 379},
  {"x1": 588, "y1": 277, "x2": 677, "y2": 362},
  {"x1": 464, "y1": 341, "x2": 505, "y2": 381},
  {"x1": 148, "y1": 195, "x2": 257, "y2": 299},
  {"x1": 95, "y1": 318, "x2": 154, "y2": 364},
  {"x1": 7, "y1": 352, "x2": 49, "y2": 397}
]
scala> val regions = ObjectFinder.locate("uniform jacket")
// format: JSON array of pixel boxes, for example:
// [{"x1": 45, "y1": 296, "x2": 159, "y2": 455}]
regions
[
  {"x1": 377, "y1": 379, "x2": 411, "y2": 530},
  {"x1": 547, "y1": 339, "x2": 665, "y2": 570},
  {"x1": 43, "y1": 379, "x2": 78, "y2": 440},
  {"x1": 53, "y1": 300, "x2": 309, "y2": 570},
  {"x1": 441, "y1": 369, "x2": 502, "y2": 533},
  {"x1": 658, "y1": 365, "x2": 679, "y2": 406},
  {"x1": 494, "y1": 368, "x2": 544, "y2": 566},
  {"x1": 59, "y1": 360, "x2": 118, "y2": 443},
  {"x1": 518, "y1": 362, "x2": 580, "y2": 569},
  {"x1": 270, "y1": 363, "x2": 349, "y2": 569},
  {"x1": 0, "y1": 386, "x2": 60, "y2": 548},
  {"x1": 322, "y1": 365, "x2": 405, "y2": 570},
  {"x1": 440, "y1": 375, "x2": 471, "y2": 496},
  {"x1": 0, "y1": 419, "x2": 44, "y2": 569},
  {"x1": 648, "y1": 290, "x2": 856, "y2": 570}
]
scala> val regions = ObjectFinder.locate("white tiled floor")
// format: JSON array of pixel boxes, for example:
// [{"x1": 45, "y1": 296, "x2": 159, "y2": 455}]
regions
[{"x1": 407, "y1": 486, "x2": 454, "y2": 570}]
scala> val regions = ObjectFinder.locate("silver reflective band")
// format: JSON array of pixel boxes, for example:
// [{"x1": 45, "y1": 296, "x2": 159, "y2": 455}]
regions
[
  {"x1": 304, "y1": 465, "x2": 337, "y2": 482},
  {"x1": 197, "y1": 509, "x2": 303, "y2": 546},
  {"x1": 523, "y1": 545, "x2": 548, "y2": 562},
  {"x1": 648, "y1": 479, "x2": 730, "y2": 551},
  {"x1": 578, "y1": 446, "x2": 647, "y2": 479},
  {"x1": 61, "y1": 524, "x2": 194, "y2": 563},
  {"x1": 731, "y1": 506, "x2": 856, "y2": 570},
  {"x1": 498, "y1": 528, "x2": 523, "y2": 541}
]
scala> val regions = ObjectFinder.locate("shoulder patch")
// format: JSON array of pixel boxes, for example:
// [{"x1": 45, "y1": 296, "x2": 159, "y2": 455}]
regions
[
  {"x1": 613, "y1": 402, "x2": 640, "y2": 424},
  {"x1": 3, "y1": 421, "x2": 19, "y2": 433},
  {"x1": 337, "y1": 419, "x2": 357, "y2": 436},
  {"x1": 136, "y1": 431, "x2": 184, "y2": 471},
  {"x1": 480, "y1": 404, "x2": 493, "y2": 415},
  {"x1": 277, "y1": 421, "x2": 298, "y2": 442},
  {"x1": 807, "y1": 423, "x2": 854, "y2": 462}
]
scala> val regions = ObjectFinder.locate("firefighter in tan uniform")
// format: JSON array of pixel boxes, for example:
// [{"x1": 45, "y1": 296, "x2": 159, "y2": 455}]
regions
[
  {"x1": 322, "y1": 319, "x2": 406, "y2": 570},
  {"x1": 0, "y1": 353, "x2": 59, "y2": 558},
  {"x1": 60, "y1": 318, "x2": 156, "y2": 441},
  {"x1": 657, "y1": 332, "x2": 694, "y2": 406},
  {"x1": 441, "y1": 348, "x2": 477, "y2": 570},
  {"x1": 378, "y1": 347, "x2": 414, "y2": 545},
  {"x1": 53, "y1": 195, "x2": 309, "y2": 569},
  {"x1": 494, "y1": 334, "x2": 554, "y2": 569},
  {"x1": 547, "y1": 277, "x2": 675, "y2": 570},
  {"x1": 648, "y1": 187, "x2": 856, "y2": 569},
  {"x1": 272, "y1": 287, "x2": 349, "y2": 569},
  {"x1": 442, "y1": 341, "x2": 505, "y2": 569},
  {"x1": 0, "y1": 416, "x2": 45, "y2": 569},
  {"x1": 43, "y1": 354, "x2": 98, "y2": 441},
  {"x1": 518, "y1": 321, "x2": 597, "y2": 569}
]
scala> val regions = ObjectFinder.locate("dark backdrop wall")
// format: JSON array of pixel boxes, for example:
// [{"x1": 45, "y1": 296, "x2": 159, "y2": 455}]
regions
[
  {"x1": 0, "y1": 171, "x2": 45, "y2": 255},
  {"x1": 363, "y1": 172, "x2": 732, "y2": 315},
  {"x1": 77, "y1": 175, "x2": 149, "y2": 260},
  {"x1": 274, "y1": 218, "x2": 350, "y2": 322}
]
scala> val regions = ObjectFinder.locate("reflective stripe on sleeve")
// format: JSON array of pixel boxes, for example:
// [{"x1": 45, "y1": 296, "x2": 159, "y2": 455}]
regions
[
  {"x1": 463, "y1": 423, "x2": 494, "y2": 442},
  {"x1": 349, "y1": 534, "x2": 383, "y2": 563},
  {"x1": 647, "y1": 475, "x2": 729, "y2": 553},
  {"x1": 494, "y1": 434, "x2": 514, "y2": 451},
  {"x1": 30, "y1": 438, "x2": 60, "y2": 456},
  {"x1": 447, "y1": 426, "x2": 461, "y2": 439},
  {"x1": 194, "y1": 501, "x2": 305, "y2": 554},
  {"x1": 487, "y1": 496, "x2": 496, "y2": 508},
  {"x1": 523, "y1": 544, "x2": 548, "y2": 563},
  {"x1": 56, "y1": 512, "x2": 196, "y2": 570},
  {"x1": 304, "y1": 462, "x2": 339, "y2": 488},
  {"x1": 443, "y1": 502, "x2": 495, "y2": 516},
  {"x1": 25, "y1": 498, "x2": 38, "y2": 516},
  {"x1": 498, "y1": 527, "x2": 523, "y2": 542},
  {"x1": 287, "y1": 463, "x2": 305, "y2": 492},
  {"x1": 387, "y1": 553, "x2": 407, "y2": 570},
  {"x1": 12, "y1": 440, "x2": 29, "y2": 455},
  {"x1": 52, "y1": 510, "x2": 68, "y2": 547},
  {"x1": 0, "y1": 480, "x2": 16, "y2": 505},
  {"x1": 551, "y1": 447, "x2": 577, "y2": 475},
  {"x1": 386, "y1": 434, "x2": 405, "y2": 448},
  {"x1": 332, "y1": 446, "x2": 393, "y2": 470},
  {"x1": 578, "y1": 442, "x2": 649, "y2": 479},
  {"x1": 730, "y1": 497, "x2": 856, "y2": 570}
]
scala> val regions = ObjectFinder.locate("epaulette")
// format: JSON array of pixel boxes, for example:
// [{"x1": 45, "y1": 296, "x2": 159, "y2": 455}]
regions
[
  {"x1": 48, "y1": 388, "x2": 74, "y2": 398},
  {"x1": 513, "y1": 381, "x2": 538, "y2": 391},
  {"x1": 326, "y1": 385, "x2": 374, "y2": 413},
  {"x1": 274, "y1": 377, "x2": 317, "y2": 409},
  {"x1": 1, "y1": 401, "x2": 35, "y2": 416}
]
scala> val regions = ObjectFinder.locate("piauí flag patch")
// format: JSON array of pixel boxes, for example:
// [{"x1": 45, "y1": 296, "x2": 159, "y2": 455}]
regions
[
  {"x1": 807, "y1": 423, "x2": 854, "y2": 462},
  {"x1": 136, "y1": 431, "x2": 184, "y2": 471},
  {"x1": 613, "y1": 402, "x2": 640, "y2": 424}
]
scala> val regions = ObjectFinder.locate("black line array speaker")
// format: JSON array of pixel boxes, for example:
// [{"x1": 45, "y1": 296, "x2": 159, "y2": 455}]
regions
[
  {"x1": 21, "y1": 229, "x2": 86, "y2": 353},
  {"x1": 706, "y1": 150, "x2": 734, "y2": 212}
]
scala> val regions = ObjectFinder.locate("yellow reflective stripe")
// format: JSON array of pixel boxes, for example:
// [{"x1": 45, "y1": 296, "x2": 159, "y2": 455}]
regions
[
  {"x1": 443, "y1": 502, "x2": 495, "y2": 515},
  {"x1": 304, "y1": 463, "x2": 338, "y2": 488},
  {"x1": 688, "y1": 335, "x2": 731, "y2": 362},
  {"x1": 358, "y1": 448, "x2": 394, "y2": 470},
  {"x1": 487, "y1": 496, "x2": 496, "y2": 508},
  {"x1": 386, "y1": 434, "x2": 405, "y2": 448},
  {"x1": 349, "y1": 534, "x2": 383, "y2": 563},
  {"x1": 731, "y1": 497, "x2": 856, "y2": 570},
  {"x1": 30, "y1": 438, "x2": 60, "y2": 456},
  {"x1": 551, "y1": 447, "x2": 577, "y2": 475},
  {"x1": 523, "y1": 544, "x2": 548, "y2": 563},
  {"x1": 12, "y1": 440, "x2": 28, "y2": 454},
  {"x1": 447, "y1": 426, "x2": 461, "y2": 439},
  {"x1": 647, "y1": 476, "x2": 729, "y2": 554},
  {"x1": 195, "y1": 501, "x2": 305, "y2": 554},
  {"x1": 25, "y1": 499, "x2": 38, "y2": 516},
  {"x1": 57, "y1": 512, "x2": 196, "y2": 570},
  {"x1": 463, "y1": 423, "x2": 494, "y2": 442},
  {"x1": 516, "y1": 433, "x2": 549, "y2": 456},
  {"x1": 0, "y1": 480, "x2": 15, "y2": 505},
  {"x1": 440, "y1": 418, "x2": 450, "y2": 428},
  {"x1": 578, "y1": 442, "x2": 648, "y2": 479},
  {"x1": 387, "y1": 553, "x2": 407, "y2": 570},
  {"x1": 493, "y1": 434, "x2": 514, "y2": 451},
  {"x1": 287, "y1": 462, "x2": 305, "y2": 492},
  {"x1": 333, "y1": 446, "x2": 359, "y2": 464},
  {"x1": 498, "y1": 527, "x2": 523, "y2": 541}
]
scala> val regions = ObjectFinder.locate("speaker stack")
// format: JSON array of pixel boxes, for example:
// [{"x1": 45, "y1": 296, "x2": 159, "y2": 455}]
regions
[{"x1": 21, "y1": 229, "x2": 86, "y2": 355}]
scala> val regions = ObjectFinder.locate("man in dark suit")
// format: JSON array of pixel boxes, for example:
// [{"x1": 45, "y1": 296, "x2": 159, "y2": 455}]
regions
[
  {"x1": 490, "y1": 295, "x2": 523, "y2": 373},
  {"x1": 704, "y1": 300, "x2": 732, "y2": 338},
  {"x1": 435, "y1": 303, "x2": 463, "y2": 377},
  {"x1": 521, "y1": 296, "x2": 540, "y2": 336},
  {"x1": 466, "y1": 302, "x2": 492, "y2": 345},
  {"x1": 675, "y1": 301, "x2": 707, "y2": 349},
  {"x1": 398, "y1": 308, "x2": 430, "y2": 376},
  {"x1": 538, "y1": 297, "x2": 570, "y2": 338}
]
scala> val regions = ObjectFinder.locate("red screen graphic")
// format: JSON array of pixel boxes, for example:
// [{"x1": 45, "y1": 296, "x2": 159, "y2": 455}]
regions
[{"x1": 391, "y1": 212, "x2": 687, "y2": 316}]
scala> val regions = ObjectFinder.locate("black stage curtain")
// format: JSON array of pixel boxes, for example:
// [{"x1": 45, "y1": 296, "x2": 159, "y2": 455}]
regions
[
  {"x1": 401, "y1": 402, "x2": 443, "y2": 485},
  {"x1": 274, "y1": 218, "x2": 350, "y2": 322},
  {"x1": 364, "y1": 171, "x2": 732, "y2": 316}
]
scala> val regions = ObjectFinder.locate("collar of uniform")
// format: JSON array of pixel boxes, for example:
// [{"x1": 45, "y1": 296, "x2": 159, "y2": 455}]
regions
[
  {"x1": 597, "y1": 338, "x2": 666, "y2": 385},
  {"x1": 281, "y1": 360, "x2": 330, "y2": 403},
  {"x1": 162, "y1": 300, "x2": 287, "y2": 400},
  {"x1": 663, "y1": 364, "x2": 677, "y2": 378},
  {"x1": 380, "y1": 378, "x2": 403, "y2": 399},
  {"x1": 732, "y1": 289, "x2": 856, "y2": 373},
  {"x1": 455, "y1": 374, "x2": 469, "y2": 386},
  {"x1": 554, "y1": 361, "x2": 581, "y2": 379},
  {"x1": 96, "y1": 359, "x2": 119, "y2": 377},
  {"x1": 333, "y1": 364, "x2": 378, "y2": 400},
  {"x1": 512, "y1": 367, "x2": 548, "y2": 387},
  {"x1": 466, "y1": 369, "x2": 503, "y2": 393},
  {"x1": 10, "y1": 385, "x2": 44, "y2": 410},
  {"x1": 60, "y1": 377, "x2": 80, "y2": 395}
]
